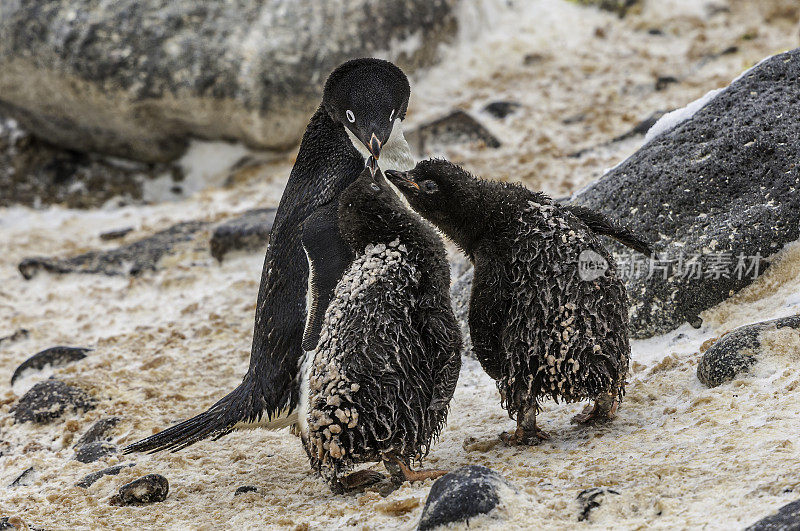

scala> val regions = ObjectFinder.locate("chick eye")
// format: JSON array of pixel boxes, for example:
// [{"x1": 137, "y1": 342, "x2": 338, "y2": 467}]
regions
[
  {"x1": 346, "y1": 110, "x2": 355, "y2": 123},
  {"x1": 369, "y1": 183, "x2": 380, "y2": 192},
  {"x1": 389, "y1": 109, "x2": 395, "y2": 122},
  {"x1": 423, "y1": 181, "x2": 438, "y2": 193}
]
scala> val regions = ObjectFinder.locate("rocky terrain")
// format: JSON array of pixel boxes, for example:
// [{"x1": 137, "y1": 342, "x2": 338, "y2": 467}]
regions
[{"x1": 1, "y1": 0, "x2": 799, "y2": 529}]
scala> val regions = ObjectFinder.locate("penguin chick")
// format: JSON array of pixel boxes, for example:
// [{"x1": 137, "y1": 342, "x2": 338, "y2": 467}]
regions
[
  {"x1": 124, "y1": 58, "x2": 413, "y2": 456},
  {"x1": 299, "y1": 164, "x2": 461, "y2": 492},
  {"x1": 387, "y1": 160, "x2": 639, "y2": 445}
]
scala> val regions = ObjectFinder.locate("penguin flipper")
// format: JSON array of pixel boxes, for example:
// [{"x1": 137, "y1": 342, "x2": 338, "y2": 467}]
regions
[
  {"x1": 300, "y1": 202, "x2": 354, "y2": 352},
  {"x1": 563, "y1": 204, "x2": 653, "y2": 257}
]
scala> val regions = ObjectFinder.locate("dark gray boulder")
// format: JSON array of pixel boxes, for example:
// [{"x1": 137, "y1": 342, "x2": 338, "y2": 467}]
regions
[
  {"x1": 746, "y1": 499, "x2": 800, "y2": 530},
  {"x1": 418, "y1": 465, "x2": 516, "y2": 530},
  {"x1": 11, "y1": 379, "x2": 96, "y2": 423},
  {"x1": 10, "y1": 346, "x2": 91, "y2": 386},
  {"x1": 407, "y1": 110, "x2": 501, "y2": 156},
  {"x1": 76, "y1": 463, "x2": 135, "y2": 489},
  {"x1": 572, "y1": 48, "x2": 800, "y2": 338},
  {"x1": 18, "y1": 220, "x2": 208, "y2": 278},
  {"x1": 698, "y1": 315, "x2": 800, "y2": 387},
  {"x1": 110, "y1": 474, "x2": 169, "y2": 505},
  {"x1": 0, "y1": 1, "x2": 458, "y2": 162},
  {"x1": 209, "y1": 208, "x2": 276, "y2": 262},
  {"x1": 74, "y1": 417, "x2": 121, "y2": 447}
]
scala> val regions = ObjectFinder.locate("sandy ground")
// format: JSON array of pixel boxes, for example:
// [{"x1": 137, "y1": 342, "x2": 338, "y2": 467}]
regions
[{"x1": 1, "y1": 0, "x2": 799, "y2": 529}]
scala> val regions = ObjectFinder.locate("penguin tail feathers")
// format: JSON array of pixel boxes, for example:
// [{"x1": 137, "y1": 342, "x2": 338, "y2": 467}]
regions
[
  {"x1": 123, "y1": 380, "x2": 273, "y2": 454},
  {"x1": 564, "y1": 204, "x2": 654, "y2": 257}
]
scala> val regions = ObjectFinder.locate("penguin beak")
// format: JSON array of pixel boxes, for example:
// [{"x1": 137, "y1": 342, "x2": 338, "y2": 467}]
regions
[
  {"x1": 369, "y1": 133, "x2": 382, "y2": 159},
  {"x1": 367, "y1": 156, "x2": 378, "y2": 177},
  {"x1": 385, "y1": 169, "x2": 419, "y2": 192}
]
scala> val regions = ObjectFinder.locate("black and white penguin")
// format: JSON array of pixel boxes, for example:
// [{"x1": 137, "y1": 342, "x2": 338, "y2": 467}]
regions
[
  {"x1": 298, "y1": 163, "x2": 462, "y2": 492},
  {"x1": 125, "y1": 58, "x2": 416, "y2": 455},
  {"x1": 386, "y1": 160, "x2": 650, "y2": 445}
]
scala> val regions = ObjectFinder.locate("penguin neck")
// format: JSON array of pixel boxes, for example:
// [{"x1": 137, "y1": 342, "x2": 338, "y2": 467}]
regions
[{"x1": 345, "y1": 119, "x2": 415, "y2": 172}]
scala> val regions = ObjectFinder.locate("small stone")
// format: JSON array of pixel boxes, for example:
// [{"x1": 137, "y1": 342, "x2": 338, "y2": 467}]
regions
[
  {"x1": 482, "y1": 101, "x2": 521, "y2": 119},
  {"x1": 698, "y1": 315, "x2": 800, "y2": 387},
  {"x1": 74, "y1": 417, "x2": 121, "y2": 447},
  {"x1": 11, "y1": 347, "x2": 91, "y2": 386},
  {"x1": 76, "y1": 463, "x2": 136, "y2": 489},
  {"x1": 0, "y1": 329, "x2": 28, "y2": 347},
  {"x1": 12, "y1": 379, "x2": 96, "y2": 424},
  {"x1": 234, "y1": 485, "x2": 258, "y2": 496},
  {"x1": 110, "y1": 474, "x2": 169, "y2": 506},
  {"x1": 418, "y1": 465, "x2": 517, "y2": 530},
  {"x1": 99, "y1": 227, "x2": 134, "y2": 240},
  {"x1": 655, "y1": 75, "x2": 679, "y2": 91},
  {"x1": 74, "y1": 441, "x2": 118, "y2": 463},
  {"x1": 18, "y1": 221, "x2": 208, "y2": 278},
  {"x1": 9, "y1": 466, "x2": 36, "y2": 488}
]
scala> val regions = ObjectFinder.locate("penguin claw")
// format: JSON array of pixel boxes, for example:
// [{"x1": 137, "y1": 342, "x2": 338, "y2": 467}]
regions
[
  {"x1": 571, "y1": 398, "x2": 618, "y2": 425},
  {"x1": 500, "y1": 427, "x2": 550, "y2": 446},
  {"x1": 339, "y1": 469, "x2": 387, "y2": 492}
]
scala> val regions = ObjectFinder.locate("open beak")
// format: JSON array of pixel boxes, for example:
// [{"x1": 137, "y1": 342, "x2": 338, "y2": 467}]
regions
[
  {"x1": 385, "y1": 169, "x2": 419, "y2": 191},
  {"x1": 367, "y1": 156, "x2": 378, "y2": 177},
  {"x1": 369, "y1": 133, "x2": 382, "y2": 159}
]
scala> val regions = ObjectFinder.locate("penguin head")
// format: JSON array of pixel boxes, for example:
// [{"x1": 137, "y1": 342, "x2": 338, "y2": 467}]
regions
[
  {"x1": 339, "y1": 159, "x2": 409, "y2": 248},
  {"x1": 323, "y1": 58, "x2": 410, "y2": 161},
  {"x1": 386, "y1": 159, "x2": 482, "y2": 249}
]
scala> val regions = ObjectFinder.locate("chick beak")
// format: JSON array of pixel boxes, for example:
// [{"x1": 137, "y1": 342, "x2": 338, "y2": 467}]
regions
[
  {"x1": 367, "y1": 156, "x2": 378, "y2": 177},
  {"x1": 369, "y1": 133, "x2": 382, "y2": 159},
  {"x1": 385, "y1": 169, "x2": 420, "y2": 191}
]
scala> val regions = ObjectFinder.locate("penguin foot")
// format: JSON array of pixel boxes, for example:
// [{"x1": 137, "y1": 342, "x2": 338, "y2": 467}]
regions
[
  {"x1": 339, "y1": 469, "x2": 387, "y2": 492},
  {"x1": 500, "y1": 426, "x2": 550, "y2": 446},
  {"x1": 383, "y1": 454, "x2": 448, "y2": 484},
  {"x1": 571, "y1": 396, "x2": 619, "y2": 425}
]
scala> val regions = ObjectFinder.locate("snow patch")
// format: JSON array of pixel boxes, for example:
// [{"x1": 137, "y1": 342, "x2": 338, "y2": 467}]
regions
[{"x1": 644, "y1": 88, "x2": 723, "y2": 143}]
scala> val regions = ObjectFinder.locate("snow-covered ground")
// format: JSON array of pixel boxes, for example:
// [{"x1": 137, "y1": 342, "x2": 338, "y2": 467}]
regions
[{"x1": 1, "y1": 0, "x2": 799, "y2": 528}]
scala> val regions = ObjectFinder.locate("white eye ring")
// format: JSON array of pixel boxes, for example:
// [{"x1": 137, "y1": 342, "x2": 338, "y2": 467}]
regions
[
  {"x1": 389, "y1": 109, "x2": 395, "y2": 122},
  {"x1": 346, "y1": 110, "x2": 355, "y2": 123}
]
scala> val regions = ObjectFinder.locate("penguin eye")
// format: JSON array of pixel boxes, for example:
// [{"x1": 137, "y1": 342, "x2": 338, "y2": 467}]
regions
[
  {"x1": 369, "y1": 183, "x2": 380, "y2": 192},
  {"x1": 422, "y1": 181, "x2": 438, "y2": 193},
  {"x1": 346, "y1": 110, "x2": 355, "y2": 123},
  {"x1": 389, "y1": 109, "x2": 395, "y2": 122}
]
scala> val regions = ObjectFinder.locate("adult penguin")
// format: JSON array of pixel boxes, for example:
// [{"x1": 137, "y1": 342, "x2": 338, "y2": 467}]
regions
[{"x1": 125, "y1": 58, "x2": 415, "y2": 454}]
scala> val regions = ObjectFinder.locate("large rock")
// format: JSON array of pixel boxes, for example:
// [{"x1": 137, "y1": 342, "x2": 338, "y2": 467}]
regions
[
  {"x1": 698, "y1": 315, "x2": 800, "y2": 387},
  {"x1": 746, "y1": 499, "x2": 800, "y2": 530},
  {"x1": 0, "y1": 117, "x2": 171, "y2": 208},
  {"x1": 572, "y1": 48, "x2": 800, "y2": 338},
  {"x1": 0, "y1": 1, "x2": 458, "y2": 163},
  {"x1": 418, "y1": 465, "x2": 517, "y2": 530}
]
